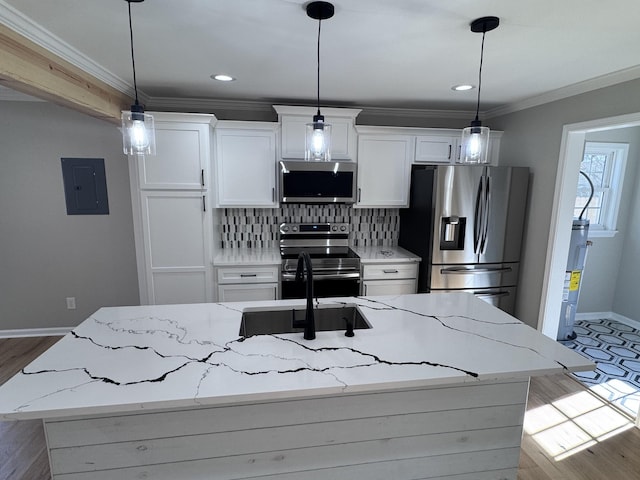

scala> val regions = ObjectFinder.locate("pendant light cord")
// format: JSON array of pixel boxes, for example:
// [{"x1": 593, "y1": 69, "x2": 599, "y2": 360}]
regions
[
  {"x1": 316, "y1": 17, "x2": 322, "y2": 116},
  {"x1": 128, "y1": 1, "x2": 140, "y2": 106},
  {"x1": 475, "y1": 29, "x2": 486, "y2": 122}
]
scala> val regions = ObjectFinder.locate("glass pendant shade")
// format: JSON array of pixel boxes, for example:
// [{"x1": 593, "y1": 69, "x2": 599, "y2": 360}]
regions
[
  {"x1": 121, "y1": 106, "x2": 156, "y2": 155},
  {"x1": 460, "y1": 120, "x2": 489, "y2": 164},
  {"x1": 305, "y1": 114, "x2": 332, "y2": 161}
]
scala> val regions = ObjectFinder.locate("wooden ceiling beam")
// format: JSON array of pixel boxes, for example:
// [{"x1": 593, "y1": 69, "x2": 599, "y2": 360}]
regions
[{"x1": 0, "y1": 23, "x2": 132, "y2": 125}]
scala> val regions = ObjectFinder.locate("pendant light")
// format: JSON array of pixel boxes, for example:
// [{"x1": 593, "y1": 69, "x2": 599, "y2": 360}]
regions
[
  {"x1": 305, "y1": 1, "x2": 334, "y2": 162},
  {"x1": 121, "y1": 0, "x2": 156, "y2": 156},
  {"x1": 460, "y1": 16, "x2": 499, "y2": 164}
]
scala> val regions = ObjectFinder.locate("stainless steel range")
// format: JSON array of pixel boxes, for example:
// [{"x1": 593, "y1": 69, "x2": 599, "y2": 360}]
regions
[{"x1": 279, "y1": 222, "x2": 361, "y2": 299}]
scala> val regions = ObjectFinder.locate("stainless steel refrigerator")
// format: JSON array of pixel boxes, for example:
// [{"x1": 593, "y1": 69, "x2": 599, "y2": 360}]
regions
[{"x1": 399, "y1": 165, "x2": 529, "y2": 315}]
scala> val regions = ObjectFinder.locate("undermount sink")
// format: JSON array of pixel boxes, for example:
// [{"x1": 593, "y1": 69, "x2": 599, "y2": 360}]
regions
[{"x1": 239, "y1": 305, "x2": 371, "y2": 337}]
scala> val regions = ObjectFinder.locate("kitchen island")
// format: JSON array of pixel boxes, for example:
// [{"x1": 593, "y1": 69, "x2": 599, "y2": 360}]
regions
[{"x1": 0, "y1": 293, "x2": 592, "y2": 479}]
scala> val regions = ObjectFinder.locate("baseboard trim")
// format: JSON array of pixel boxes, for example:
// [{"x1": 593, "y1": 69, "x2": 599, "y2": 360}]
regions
[
  {"x1": 0, "y1": 327, "x2": 71, "y2": 339},
  {"x1": 575, "y1": 311, "x2": 640, "y2": 330}
]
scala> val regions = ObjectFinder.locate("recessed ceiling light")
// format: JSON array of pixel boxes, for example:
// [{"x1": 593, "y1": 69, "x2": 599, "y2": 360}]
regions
[
  {"x1": 211, "y1": 74, "x2": 235, "y2": 82},
  {"x1": 452, "y1": 84, "x2": 475, "y2": 91}
]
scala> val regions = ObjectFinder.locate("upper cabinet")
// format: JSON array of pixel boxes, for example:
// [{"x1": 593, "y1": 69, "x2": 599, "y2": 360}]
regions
[
  {"x1": 273, "y1": 105, "x2": 361, "y2": 161},
  {"x1": 214, "y1": 121, "x2": 279, "y2": 208},
  {"x1": 414, "y1": 130, "x2": 503, "y2": 165},
  {"x1": 356, "y1": 128, "x2": 413, "y2": 208},
  {"x1": 138, "y1": 112, "x2": 216, "y2": 190}
]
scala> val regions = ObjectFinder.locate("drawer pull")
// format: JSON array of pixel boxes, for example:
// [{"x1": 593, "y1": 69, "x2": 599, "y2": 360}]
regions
[
  {"x1": 383, "y1": 269, "x2": 399, "y2": 274},
  {"x1": 240, "y1": 274, "x2": 258, "y2": 278}
]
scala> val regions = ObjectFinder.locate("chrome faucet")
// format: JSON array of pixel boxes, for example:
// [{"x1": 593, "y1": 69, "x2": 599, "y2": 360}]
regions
[{"x1": 295, "y1": 251, "x2": 315, "y2": 340}]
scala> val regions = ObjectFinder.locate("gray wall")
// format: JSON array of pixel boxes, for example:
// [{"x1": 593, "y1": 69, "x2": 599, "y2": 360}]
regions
[
  {"x1": 0, "y1": 101, "x2": 139, "y2": 331},
  {"x1": 577, "y1": 128, "x2": 640, "y2": 315},
  {"x1": 491, "y1": 78, "x2": 640, "y2": 328}
]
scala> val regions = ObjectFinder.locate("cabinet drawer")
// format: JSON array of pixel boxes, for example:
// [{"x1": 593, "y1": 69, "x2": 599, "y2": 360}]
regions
[
  {"x1": 362, "y1": 263, "x2": 418, "y2": 280},
  {"x1": 216, "y1": 266, "x2": 279, "y2": 284},
  {"x1": 363, "y1": 279, "x2": 417, "y2": 296},
  {"x1": 218, "y1": 283, "x2": 279, "y2": 302}
]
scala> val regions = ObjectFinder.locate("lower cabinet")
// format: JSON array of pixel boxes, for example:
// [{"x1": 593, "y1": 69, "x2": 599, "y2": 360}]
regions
[
  {"x1": 215, "y1": 266, "x2": 280, "y2": 302},
  {"x1": 361, "y1": 262, "x2": 418, "y2": 296}
]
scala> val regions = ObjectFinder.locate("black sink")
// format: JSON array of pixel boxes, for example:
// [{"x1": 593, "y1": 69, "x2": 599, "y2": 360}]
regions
[{"x1": 239, "y1": 305, "x2": 371, "y2": 337}]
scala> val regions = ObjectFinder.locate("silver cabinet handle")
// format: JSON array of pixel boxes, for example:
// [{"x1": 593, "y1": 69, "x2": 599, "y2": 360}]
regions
[
  {"x1": 383, "y1": 269, "x2": 399, "y2": 274},
  {"x1": 440, "y1": 266, "x2": 512, "y2": 275}
]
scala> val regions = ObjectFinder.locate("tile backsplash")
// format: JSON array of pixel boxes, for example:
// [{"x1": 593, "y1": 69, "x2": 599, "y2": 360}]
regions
[{"x1": 219, "y1": 205, "x2": 399, "y2": 249}]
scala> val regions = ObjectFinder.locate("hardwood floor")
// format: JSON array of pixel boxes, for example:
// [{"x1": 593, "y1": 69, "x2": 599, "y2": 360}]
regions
[
  {"x1": 0, "y1": 336, "x2": 60, "y2": 480},
  {"x1": 1, "y1": 336, "x2": 640, "y2": 479}
]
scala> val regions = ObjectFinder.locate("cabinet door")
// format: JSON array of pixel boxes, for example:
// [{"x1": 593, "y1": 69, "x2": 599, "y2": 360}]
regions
[
  {"x1": 218, "y1": 283, "x2": 279, "y2": 302},
  {"x1": 215, "y1": 128, "x2": 277, "y2": 207},
  {"x1": 362, "y1": 279, "x2": 417, "y2": 296},
  {"x1": 415, "y1": 135, "x2": 458, "y2": 164},
  {"x1": 356, "y1": 135, "x2": 412, "y2": 207},
  {"x1": 138, "y1": 122, "x2": 210, "y2": 190},
  {"x1": 141, "y1": 191, "x2": 212, "y2": 304},
  {"x1": 280, "y1": 116, "x2": 355, "y2": 160}
]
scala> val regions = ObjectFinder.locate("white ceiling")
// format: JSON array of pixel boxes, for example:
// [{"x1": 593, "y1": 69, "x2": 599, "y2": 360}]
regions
[{"x1": 3, "y1": 0, "x2": 640, "y2": 116}]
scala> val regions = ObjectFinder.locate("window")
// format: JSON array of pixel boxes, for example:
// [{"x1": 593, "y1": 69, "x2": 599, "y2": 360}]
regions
[{"x1": 574, "y1": 142, "x2": 628, "y2": 237}]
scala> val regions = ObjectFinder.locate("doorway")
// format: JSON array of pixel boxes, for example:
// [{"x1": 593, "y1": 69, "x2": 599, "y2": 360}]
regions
[{"x1": 539, "y1": 112, "x2": 640, "y2": 338}]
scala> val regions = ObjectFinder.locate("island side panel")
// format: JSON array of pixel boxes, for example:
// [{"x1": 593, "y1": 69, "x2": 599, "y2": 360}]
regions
[{"x1": 45, "y1": 379, "x2": 529, "y2": 480}]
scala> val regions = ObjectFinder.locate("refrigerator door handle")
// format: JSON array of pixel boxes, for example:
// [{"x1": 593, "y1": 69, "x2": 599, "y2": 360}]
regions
[
  {"x1": 479, "y1": 174, "x2": 491, "y2": 254},
  {"x1": 473, "y1": 291, "x2": 510, "y2": 298},
  {"x1": 440, "y1": 266, "x2": 513, "y2": 275},
  {"x1": 473, "y1": 176, "x2": 483, "y2": 254}
]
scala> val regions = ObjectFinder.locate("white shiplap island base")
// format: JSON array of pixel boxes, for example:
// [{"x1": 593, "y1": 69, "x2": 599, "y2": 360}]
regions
[{"x1": 0, "y1": 293, "x2": 593, "y2": 480}]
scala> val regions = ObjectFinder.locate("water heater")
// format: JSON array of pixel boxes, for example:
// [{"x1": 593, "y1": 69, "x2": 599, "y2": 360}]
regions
[{"x1": 557, "y1": 218, "x2": 591, "y2": 341}]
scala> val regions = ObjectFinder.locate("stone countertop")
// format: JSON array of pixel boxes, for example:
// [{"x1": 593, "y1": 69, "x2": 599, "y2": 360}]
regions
[
  {"x1": 212, "y1": 248, "x2": 281, "y2": 266},
  {"x1": 351, "y1": 246, "x2": 421, "y2": 263},
  {"x1": 0, "y1": 293, "x2": 593, "y2": 420}
]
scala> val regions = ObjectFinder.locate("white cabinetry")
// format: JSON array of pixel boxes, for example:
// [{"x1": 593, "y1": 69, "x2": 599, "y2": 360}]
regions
[
  {"x1": 415, "y1": 134, "x2": 460, "y2": 164},
  {"x1": 129, "y1": 112, "x2": 217, "y2": 305},
  {"x1": 361, "y1": 262, "x2": 418, "y2": 296},
  {"x1": 214, "y1": 122, "x2": 278, "y2": 207},
  {"x1": 355, "y1": 128, "x2": 412, "y2": 207},
  {"x1": 273, "y1": 105, "x2": 360, "y2": 160},
  {"x1": 414, "y1": 130, "x2": 503, "y2": 165},
  {"x1": 216, "y1": 266, "x2": 279, "y2": 302},
  {"x1": 138, "y1": 118, "x2": 211, "y2": 189}
]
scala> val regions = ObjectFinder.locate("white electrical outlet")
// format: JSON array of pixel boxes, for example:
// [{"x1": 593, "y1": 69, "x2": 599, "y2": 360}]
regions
[{"x1": 66, "y1": 297, "x2": 76, "y2": 310}]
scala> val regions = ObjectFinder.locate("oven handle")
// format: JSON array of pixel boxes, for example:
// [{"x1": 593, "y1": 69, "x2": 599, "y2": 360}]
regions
[{"x1": 281, "y1": 272, "x2": 361, "y2": 281}]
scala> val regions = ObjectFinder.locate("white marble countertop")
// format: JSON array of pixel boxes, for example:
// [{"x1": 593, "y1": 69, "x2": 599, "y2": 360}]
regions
[
  {"x1": 351, "y1": 245, "x2": 421, "y2": 263},
  {"x1": 212, "y1": 248, "x2": 281, "y2": 266},
  {"x1": 0, "y1": 293, "x2": 592, "y2": 420}
]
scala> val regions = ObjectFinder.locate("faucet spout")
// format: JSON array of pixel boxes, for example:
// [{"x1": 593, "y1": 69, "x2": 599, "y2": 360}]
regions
[{"x1": 295, "y1": 252, "x2": 315, "y2": 340}]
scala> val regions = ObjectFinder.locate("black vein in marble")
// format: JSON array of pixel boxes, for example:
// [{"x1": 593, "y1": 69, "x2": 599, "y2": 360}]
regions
[{"x1": 353, "y1": 297, "x2": 570, "y2": 371}]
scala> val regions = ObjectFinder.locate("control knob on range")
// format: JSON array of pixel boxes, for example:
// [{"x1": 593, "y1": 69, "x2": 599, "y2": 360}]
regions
[
  {"x1": 282, "y1": 226, "x2": 289, "y2": 232},
  {"x1": 292, "y1": 226, "x2": 298, "y2": 232},
  {"x1": 340, "y1": 225, "x2": 347, "y2": 232},
  {"x1": 331, "y1": 225, "x2": 338, "y2": 232}
]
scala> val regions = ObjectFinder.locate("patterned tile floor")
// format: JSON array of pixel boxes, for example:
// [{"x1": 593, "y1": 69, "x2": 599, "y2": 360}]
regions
[{"x1": 565, "y1": 319, "x2": 640, "y2": 418}]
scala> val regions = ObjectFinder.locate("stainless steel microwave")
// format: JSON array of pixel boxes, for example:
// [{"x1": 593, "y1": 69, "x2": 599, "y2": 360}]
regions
[{"x1": 279, "y1": 160, "x2": 357, "y2": 204}]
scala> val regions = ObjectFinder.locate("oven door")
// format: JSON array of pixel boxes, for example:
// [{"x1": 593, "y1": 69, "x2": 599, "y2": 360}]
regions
[{"x1": 281, "y1": 271, "x2": 360, "y2": 299}]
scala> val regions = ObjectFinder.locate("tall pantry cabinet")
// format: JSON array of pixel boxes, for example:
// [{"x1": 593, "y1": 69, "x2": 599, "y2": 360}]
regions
[{"x1": 128, "y1": 112, "x2": 217, "y2": 305}]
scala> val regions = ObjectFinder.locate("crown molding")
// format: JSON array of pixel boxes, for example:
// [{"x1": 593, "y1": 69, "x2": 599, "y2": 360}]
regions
[
  {"x1": 486, "y1": 65, "x2": 640, "y2": 119},
  {"x1": 0, "y1": 0, "x2": 133, "y2": 96}
]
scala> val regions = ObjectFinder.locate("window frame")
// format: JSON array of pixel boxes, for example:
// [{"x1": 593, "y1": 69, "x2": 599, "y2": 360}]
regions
[{"x1": 576, "y1": 141, "x2": 628, "y2": 238}]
